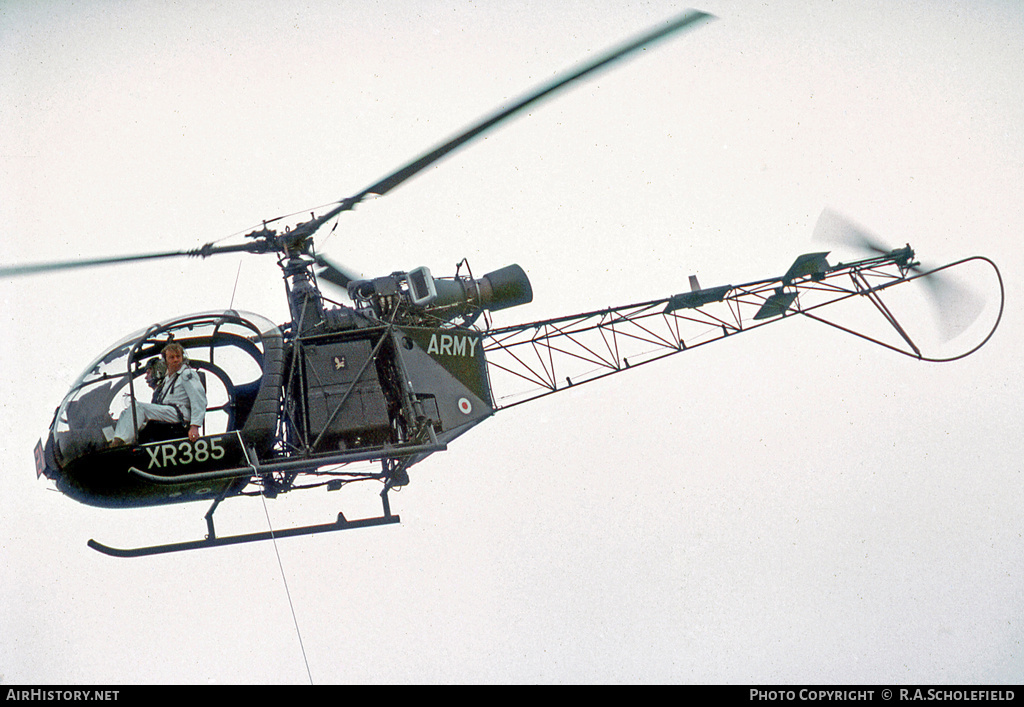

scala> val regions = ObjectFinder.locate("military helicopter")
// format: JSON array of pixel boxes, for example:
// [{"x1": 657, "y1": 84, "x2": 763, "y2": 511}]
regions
[{"x1": 3, "y1": 10, "x2": 1003, "y2": 557}]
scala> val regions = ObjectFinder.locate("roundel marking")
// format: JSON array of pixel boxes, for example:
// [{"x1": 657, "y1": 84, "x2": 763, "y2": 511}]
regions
[{"x1": 458, "y1": 398, "x2": 473, "y2": 415}]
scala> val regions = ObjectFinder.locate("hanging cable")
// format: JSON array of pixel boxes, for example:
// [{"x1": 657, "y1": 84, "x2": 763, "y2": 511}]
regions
[{"x1": 261, "y1": 495, "x2": 314, "y2": 685}]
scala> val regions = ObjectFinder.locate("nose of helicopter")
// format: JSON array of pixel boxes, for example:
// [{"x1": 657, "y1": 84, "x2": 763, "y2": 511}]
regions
[{"x1": 35, "y1": 435, "x2": 65, "y2": 485}]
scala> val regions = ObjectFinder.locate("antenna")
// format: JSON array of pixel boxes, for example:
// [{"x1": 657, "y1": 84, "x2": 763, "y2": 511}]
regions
[{"x1": 228, "y1": 261, "x2": 243, "y2": 309}]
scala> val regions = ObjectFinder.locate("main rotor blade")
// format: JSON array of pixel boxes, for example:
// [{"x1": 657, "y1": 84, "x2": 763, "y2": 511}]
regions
[
  {"x1": 313, "y1": 253, "x2": 359, "y2": 289},
  {"x1": 338, "y1": 10, "x2": 715, "y2": 213},
  {"x1": 0, "y1": 240, "x2": 259, "y2": 279},
  {"x1": 0, "y1": 249, "x2": 194, "y2": 278},
  {"x1": 5, "y1": 12, "x2": 714, "y2": 279}
]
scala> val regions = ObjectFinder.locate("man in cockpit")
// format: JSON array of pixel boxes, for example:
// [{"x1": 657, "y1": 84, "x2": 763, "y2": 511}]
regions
[
  {"x1": 144, "y1": 357, "x2": 166, "y2": 396},
  {"x1": 110, "y1": 342, "x2": 207, "y2": 447}
]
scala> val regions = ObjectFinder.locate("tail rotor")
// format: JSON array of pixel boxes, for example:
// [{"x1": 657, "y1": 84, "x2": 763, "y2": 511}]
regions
[{"x1": 813, "y1": 208, "x2": 984, "y2": 341}]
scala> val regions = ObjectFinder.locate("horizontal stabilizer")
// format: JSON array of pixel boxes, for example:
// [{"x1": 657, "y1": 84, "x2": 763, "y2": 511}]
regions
[
  {"x1": 783, "y1": 252, "x2": 830, "y2": 284},
  {"x1": 753, "y1": 290, "x2": 798, "y2": 320},
  {"x1": 665, "y1": 284, "x2": 731, "y2": 312}
]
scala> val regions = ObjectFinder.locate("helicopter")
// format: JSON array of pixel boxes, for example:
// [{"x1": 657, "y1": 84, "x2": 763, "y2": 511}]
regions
[{"x1": 3, "y1": 10, "x2": 1004, "y2": 557}]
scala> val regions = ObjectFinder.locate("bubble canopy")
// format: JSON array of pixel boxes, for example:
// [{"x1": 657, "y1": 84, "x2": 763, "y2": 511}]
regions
[{"x1": 49, "y1": 310, "x2": 282, "y2": 471}]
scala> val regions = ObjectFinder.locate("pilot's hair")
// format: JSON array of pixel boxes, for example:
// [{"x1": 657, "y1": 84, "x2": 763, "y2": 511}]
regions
[{"x1": 161, "y1": 342, "x2": 185, "y2": 361}]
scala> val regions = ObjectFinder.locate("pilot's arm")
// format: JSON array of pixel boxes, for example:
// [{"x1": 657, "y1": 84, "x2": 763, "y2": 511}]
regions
[{"x1": 180, "y1": 368, "x2": 207, "y2": 442}]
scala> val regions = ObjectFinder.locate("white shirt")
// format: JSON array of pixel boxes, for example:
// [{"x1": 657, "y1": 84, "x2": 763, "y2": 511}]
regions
[{"x1": 155, "y1": 366, "x2": 207, "y2": 427}]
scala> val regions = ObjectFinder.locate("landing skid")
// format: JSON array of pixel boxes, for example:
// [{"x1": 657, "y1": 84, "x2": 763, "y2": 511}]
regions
[
  {"x1": 88, "y1": 512, "x2": 400, "y2": 557},
  {"x1": 88, "y1": 487, "x2": 401, "y2": 558}
]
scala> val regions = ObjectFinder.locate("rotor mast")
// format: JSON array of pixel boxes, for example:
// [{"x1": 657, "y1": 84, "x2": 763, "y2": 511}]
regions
[{"x1": 234, "y1": 213, "x2": 342, "y2": 335}]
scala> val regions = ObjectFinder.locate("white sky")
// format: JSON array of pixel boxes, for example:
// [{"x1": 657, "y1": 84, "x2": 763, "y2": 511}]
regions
[{"x1": 1, "y1": 0, "x2": 1022, "y2": 684}]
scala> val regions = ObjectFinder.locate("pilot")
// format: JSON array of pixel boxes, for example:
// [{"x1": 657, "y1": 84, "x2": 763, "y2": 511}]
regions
[
  {"x1": 144, "y1": 357, "x2": 166, "y2": 395},
  {"x1": 110, "y1": 342, "x2": 207, "y2": 447}
]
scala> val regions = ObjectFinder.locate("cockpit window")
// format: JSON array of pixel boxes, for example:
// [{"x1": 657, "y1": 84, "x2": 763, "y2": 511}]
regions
[{"x1": 52, "y1": 311, "x2": 278, "y2": 468}]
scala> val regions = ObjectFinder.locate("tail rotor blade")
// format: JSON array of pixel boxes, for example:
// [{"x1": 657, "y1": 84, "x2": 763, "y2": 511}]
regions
[
  {"x1": 812, "y1": 208, "x2": 986, "y2": 341},
  {"x1": 919, "y1": 268, "x2": 985, "y2": 341},
  {"x1": 812, "y1": 207, "x2": 889, "y2": 254}
]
